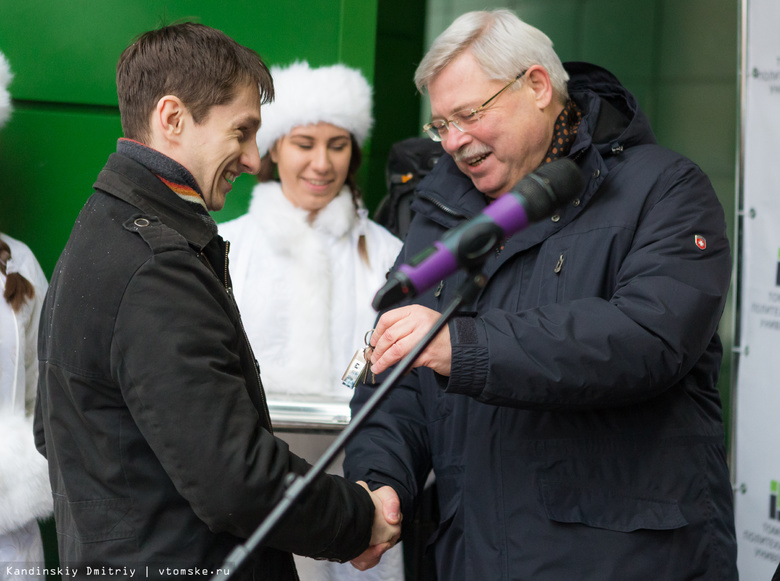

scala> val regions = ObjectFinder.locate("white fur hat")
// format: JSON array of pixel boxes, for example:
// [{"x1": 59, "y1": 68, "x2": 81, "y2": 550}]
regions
[
  {"x1": 0, "y1": 51, "x2": 13, "y2": 129},
  {"x1": 257, "y1": 61, "x2": 373, "y2": 157}
]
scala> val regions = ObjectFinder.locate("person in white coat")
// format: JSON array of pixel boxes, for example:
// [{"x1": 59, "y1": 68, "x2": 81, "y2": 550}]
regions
[
  {"x1": 218, "y1": 62, "x2": 404, "y2": 581},
  {"x1": 0, "y1": 51, "x2": 53, "y2": 581}
]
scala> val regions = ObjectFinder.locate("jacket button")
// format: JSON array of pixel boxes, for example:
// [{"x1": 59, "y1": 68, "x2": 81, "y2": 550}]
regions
[
  {"x1": 551, "y1": 215, "x2": 560, "y2": 223},
  {"x1": 572, "y1": 199, "x2": 580, "y2": 207},
  {"x1": 593, "y1": 169, "x2": 600, "y2": 178},
  {"x1": 134, "y1": 218, "x2": 150, "y2": 228}
]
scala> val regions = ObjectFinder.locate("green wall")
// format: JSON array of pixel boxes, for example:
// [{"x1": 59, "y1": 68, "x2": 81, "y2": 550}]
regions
[{"x1": 364, "y1": 1, "x2": 428, "y2": 214}]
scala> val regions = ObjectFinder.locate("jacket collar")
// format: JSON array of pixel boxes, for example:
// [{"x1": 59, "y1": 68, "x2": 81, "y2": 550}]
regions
[{"x1": 93, "y1": 152, "x2": 218, "y2": 251}]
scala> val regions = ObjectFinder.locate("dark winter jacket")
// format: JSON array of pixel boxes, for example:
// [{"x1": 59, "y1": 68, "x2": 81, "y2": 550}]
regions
[
  {"x1": 35, "y1": 150, "x2": 374, "y2": 580},
  {"x1": 345, "y1": 62, "x2": 737, "y2": 580}
]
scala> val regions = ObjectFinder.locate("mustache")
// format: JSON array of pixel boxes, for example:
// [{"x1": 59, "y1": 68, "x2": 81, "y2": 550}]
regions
[{"x1": 453, "y1": 145, "x2": 492, "y2": 163}]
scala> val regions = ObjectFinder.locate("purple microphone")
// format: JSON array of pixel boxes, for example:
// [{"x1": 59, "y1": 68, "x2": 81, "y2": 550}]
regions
[{"x1": 372, "y1": 157, "x2": 583, "y2": 311}]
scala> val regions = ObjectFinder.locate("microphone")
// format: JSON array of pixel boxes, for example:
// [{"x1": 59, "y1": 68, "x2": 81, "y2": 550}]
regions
[{"x1": 372, "y1": 157, "x2": 584, "y2": 311}]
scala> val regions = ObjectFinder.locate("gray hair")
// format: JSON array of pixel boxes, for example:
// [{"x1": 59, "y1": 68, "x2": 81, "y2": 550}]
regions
[{"x1": 415, "y1": 9, "x2": 569, "y2": 101}]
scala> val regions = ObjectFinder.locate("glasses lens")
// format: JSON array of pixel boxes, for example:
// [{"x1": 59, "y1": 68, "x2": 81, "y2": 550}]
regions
[
  {"x1": 425, "y1": 127, "x2": 442, "y2": 141},
  {"x1": 456, "y1": 110, "x2": 480, "y2": 128},
  {"x1": 424, "y1": 120, "x2": 447, "y2": 141}
]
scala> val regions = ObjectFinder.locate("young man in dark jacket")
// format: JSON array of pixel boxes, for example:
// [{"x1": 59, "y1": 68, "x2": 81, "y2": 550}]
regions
[
  {"x1": 344, "y1": 9, "x2": 738, "y2": 580},
  {"x1": 34, "y1": 23, "x2": 399, "y2": 580}
]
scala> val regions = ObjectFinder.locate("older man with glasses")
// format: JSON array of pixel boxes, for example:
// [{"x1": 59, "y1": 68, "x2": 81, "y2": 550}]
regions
[{"x1": 344, "y1": 8, "x2": 737, "y2": 581}]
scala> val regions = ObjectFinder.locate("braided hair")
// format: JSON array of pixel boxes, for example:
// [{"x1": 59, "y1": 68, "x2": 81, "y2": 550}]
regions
[{"x1": 0, "y1": 238, "x2": 35, "y2": 312}]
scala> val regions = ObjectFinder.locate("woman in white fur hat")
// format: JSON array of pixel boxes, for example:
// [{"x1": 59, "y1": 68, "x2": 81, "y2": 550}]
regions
[
  {"x1": 218, "y1": 62, "x2": 404, "y2": 581},
  {"x1": 0, "y1": 50, "x2": 53, "y2": 580}
]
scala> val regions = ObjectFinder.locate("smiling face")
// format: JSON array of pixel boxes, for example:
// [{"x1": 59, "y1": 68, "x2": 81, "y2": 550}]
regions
[
  {"x1": 428, "y1": 50, "x2": 555, "y2": 198},
  {"x1": 270, "y1": 122, "x2": 353, "y2": 213},
  {"x1": 177, "y1": 83, "x2": 263, "y2": 211}
]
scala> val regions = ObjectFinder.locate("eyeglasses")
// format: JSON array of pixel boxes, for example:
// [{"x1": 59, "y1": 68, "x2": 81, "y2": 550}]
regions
[{"x1": 423, "y1": 70, "x2": 527, "y2": 142}]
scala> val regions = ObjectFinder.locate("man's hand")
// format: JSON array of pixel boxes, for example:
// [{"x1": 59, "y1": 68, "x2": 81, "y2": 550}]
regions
[
  {"x1": 368, "y1": 305, "x2": 452, "y2": 376},
  {"x1": 351, "y1": 483, "x2": 402, "y2": 571}
]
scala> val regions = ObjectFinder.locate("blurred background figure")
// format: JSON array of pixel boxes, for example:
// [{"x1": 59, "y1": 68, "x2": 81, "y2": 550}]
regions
[
  {"x1": 0, "y1": 50, "x2": 52, "y2": 581},
  {"x1": 219, "y1": 62, "x2": 404, "y2": 581}
]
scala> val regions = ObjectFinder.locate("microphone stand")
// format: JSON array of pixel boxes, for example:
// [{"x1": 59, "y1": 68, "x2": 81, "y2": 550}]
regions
[{"x1": 211, "y1": 268, "x2": 488, "y2": 581}]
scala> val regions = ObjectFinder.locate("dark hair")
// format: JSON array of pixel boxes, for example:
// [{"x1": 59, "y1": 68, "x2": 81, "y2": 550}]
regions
[
  {"x1": 345, "y1": 134, "x2": 364, "y2": 209},
  {"x1": 343, "y1": 136, "x2": 370, "y2": 266},
  {"x1": 0, "y1": 239, "x2": 34, "y2": 312},
  {"x1": 117, "y1": 22, "x2": 274, "y2": 143}
]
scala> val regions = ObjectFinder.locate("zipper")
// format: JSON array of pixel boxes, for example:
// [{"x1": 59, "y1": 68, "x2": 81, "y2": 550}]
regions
[
  {"x1": 199, "y1": 244, "x2": 274, "y2": 432},
  {"x1": 238, "y1": 316, "x2": 273, "y2": 433},
  {"x1": 569, "y1": 148, "x2": 586, "y2": 163},
  {"x1": 199, "y1": 241, "x2": 230, "y2": 291},
  {"x1": 223, "y1": 240, "x2": 231, "y2": 291},
  {"x1": 417, "y1": 192, "x2": 468, "y2": 220},
  {"x1": 198, "y1": 251, "x2": 226, "y2": 291}
]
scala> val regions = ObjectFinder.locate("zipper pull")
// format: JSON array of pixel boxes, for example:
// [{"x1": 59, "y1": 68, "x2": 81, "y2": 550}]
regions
[
  {"x1": 554, "y1": 253, "x2": 564, "y2": 274},
  {"x1": 434, "y1": 280, "x2": 444, "y2": 297},
  {"x1": 223, "y1": 240, "x2": 231, "y2": 290}
]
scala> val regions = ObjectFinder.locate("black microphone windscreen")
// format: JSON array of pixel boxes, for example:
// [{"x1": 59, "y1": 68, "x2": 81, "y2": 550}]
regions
[{"x1": 513, "y1": 158, "x2": 584, "y2": 222}]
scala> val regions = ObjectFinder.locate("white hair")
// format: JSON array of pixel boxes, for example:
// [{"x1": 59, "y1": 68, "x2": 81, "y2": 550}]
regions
[
  {"x1": 0, "y1": 52, "x2": 13, "y2": 129},
  {"x1": 255, "y1": 61, "x2": 373, "y2": 157},
  {"x1": 415, "y1": 9, "x2": 569, "y2": 100}
]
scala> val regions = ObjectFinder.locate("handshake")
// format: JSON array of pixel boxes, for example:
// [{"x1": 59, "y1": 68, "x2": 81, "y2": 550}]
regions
[{"x1": 351, "y1": 482, "x2": 402, "y2": 571}]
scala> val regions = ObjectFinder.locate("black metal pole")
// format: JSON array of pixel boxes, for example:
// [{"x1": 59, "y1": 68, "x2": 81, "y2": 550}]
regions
[{"x1": 211, "y1": 270, "x2": 487, "y2": 581}]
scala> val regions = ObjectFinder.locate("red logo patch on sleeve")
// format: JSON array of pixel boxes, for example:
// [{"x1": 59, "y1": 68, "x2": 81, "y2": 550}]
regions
[{"x1": 695, "y1": 234, "x2": 707, "y2": 250}]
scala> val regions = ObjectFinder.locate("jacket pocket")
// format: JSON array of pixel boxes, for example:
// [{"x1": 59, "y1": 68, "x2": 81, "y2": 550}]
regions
[
  {"x1": 54, "y1": 494, "x2": 134, "y2": 542},
  {"x1": 539, "y1": 478, "x2": 688, "y2": 532},
  {"x1": 424, "y1": 466, "x2": 462, "y2": 550}
]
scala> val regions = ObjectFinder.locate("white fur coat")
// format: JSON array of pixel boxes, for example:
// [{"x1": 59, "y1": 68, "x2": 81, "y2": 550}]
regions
[
  {"x1": 0, "y1": 233, "x2": 53, "y2": 568},
  {"x1": 0, "y1": 414, "x2": 52, "y2": 535},
  {"x1": 218, "y1": 182, "x2": 402, "y2": 401}
]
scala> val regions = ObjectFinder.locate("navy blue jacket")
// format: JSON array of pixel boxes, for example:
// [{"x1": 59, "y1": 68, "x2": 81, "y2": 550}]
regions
[{"x1": 345, "y1": 63, "x2": 737, "y2": 580}]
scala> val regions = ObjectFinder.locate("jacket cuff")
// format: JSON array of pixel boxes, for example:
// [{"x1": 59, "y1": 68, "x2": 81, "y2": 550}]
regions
[
  {"x1": 307, "y1": 475, "x2": 375, "y2": 562},
  {"x1": 442, "y1": 316, "x2": 489, "y2": 398}
]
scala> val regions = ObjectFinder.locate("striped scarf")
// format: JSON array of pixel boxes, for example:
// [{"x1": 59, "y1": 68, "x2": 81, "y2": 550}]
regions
[{"x1": 117, "y1": 138, "x2": 210, "y2": 216}]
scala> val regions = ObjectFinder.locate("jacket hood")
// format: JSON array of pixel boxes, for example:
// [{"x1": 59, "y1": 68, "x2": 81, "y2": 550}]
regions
[{"x1": 565, "y1": 61, "x2": 657, "y2": 157}]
